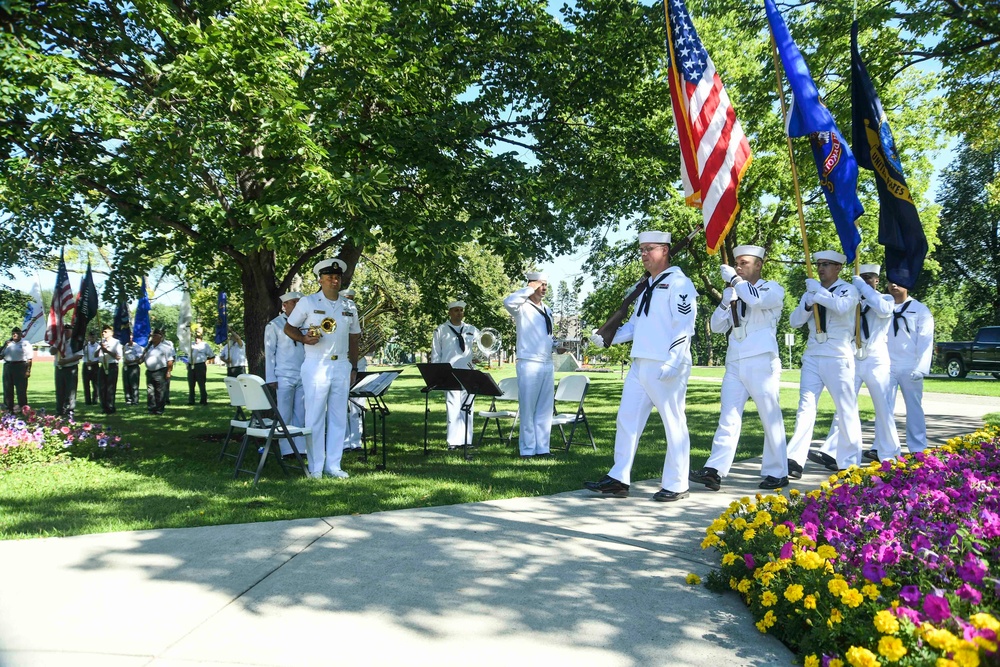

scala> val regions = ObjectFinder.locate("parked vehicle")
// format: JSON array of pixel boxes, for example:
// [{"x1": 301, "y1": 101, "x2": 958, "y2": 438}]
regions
[{"x1": 935, "y1": 326, "x2": 1000, "y2": 378}]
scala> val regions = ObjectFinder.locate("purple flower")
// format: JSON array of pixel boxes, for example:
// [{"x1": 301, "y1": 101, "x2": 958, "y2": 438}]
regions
[
  {"x1": 923, "y1": 594, "x2": 952, "y2": 623},
  {"x1": 744, "y1": 554, "x2": 756, "y2": 570},
  {"x1": 780, "y1": 542, "x2": 794, "y2": 560},
  {"x1": 957, "y1": 555, "x2": 988, "y2": 585},
  {"x1": 899, "y1": 585, "x2": 921, "y2": 604},
  {"x1": 862, "y1": 562, "x2": 886, "y2": 582},
  {"x1": 956, "y1": 583, "x2": 982, "y2": 605}
]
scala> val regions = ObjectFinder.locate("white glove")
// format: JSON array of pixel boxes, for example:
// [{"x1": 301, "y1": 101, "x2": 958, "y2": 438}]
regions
[
  {"x1": 805, "y1": 278, "x2": 823, "y2": 294},
  {"x1": 720, "y1": 264, "x2": 737, "y2": 285},
  {"x1": 803, "y1": 292, "x2": 815, "y2": 308},
  {"x1": 589, "y1": 331, "x2": 606, "y2": 349},
  {"x1": 659, "y1": 364, "x2": 682, "y2": 381},
  {"x1": 721, "y1": 286, "x2": 736, "y2": 305},
  {"x1": 852, "y1": 275, "x2": 867, "y2": 290},
  {"x1": 909, "y1": 370, "x2": 924, "y2": 382}
]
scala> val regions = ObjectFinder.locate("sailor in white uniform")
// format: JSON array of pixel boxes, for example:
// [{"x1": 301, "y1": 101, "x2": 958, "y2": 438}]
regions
[
  {"x1": 431, "y1": 300, "x2": 480, "y2": 449},
  {"x1": 786, "y1": 250, "x2": 863, "y2": 476},
  {"x1": 585, "y1": 230, "x2": 697, "y2": 501},
  {"x1": 265, "y1": 291, "x2": 306, "y2": 457},
  {"x1": 691, "y1": 245, "x2": 788, "y2": 491},
  {"x1": 812, "y1": 264, "x2": 901, "y2": 468},
  {"x1": 504, "y1": 273, "x2": 555, "y2": 458},
  {"x1": 886, "y1": 281, "x2": 935, "y2": 453},
  {"x1": 284, "y1": 259, "x2": 361, "y2": 478}
]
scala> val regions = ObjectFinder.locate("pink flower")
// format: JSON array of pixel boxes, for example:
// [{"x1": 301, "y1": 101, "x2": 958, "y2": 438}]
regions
[
  {"x1": 60, "y1": 426, "x2": 70, "y2": 435},
  {"x1": 82, "y1": 423, "x2": 92, "y2": 431},
  {"x1": 956, "y1": 583, "x2": 982, "y2": 605},
  {"x1": 780, "y1": 542, "x2": 794, "y2": 560}
]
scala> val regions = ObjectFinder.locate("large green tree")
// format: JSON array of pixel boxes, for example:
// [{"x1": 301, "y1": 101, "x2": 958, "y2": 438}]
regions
[{"x1": 0, "y1": 0, "x2": 677, "y2": 367}]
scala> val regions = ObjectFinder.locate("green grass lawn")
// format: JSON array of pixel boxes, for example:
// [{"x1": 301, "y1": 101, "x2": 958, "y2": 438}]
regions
[{"x1": 0, "y1": 362, "x2": 870, "y2": 539}]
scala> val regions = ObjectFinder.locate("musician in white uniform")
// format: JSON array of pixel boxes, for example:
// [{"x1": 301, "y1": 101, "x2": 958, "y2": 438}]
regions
[
  {"x1": 786, "y1": 251, "x2": 863, "y2": 476},
  {"x1": 585, "y1": 230, "x2": 697, "y2": 501},
  {"x1": 504, "y1": 273, "x2": 555, "y2": 458},
  {"x1": 431, "y1": 300, "x2": 480, "y2": 450},
  {"x1": 691, "y1": 245, "x2": 788, "y2": 492},
  {"x1": 284, "y1": 259, "x2": 361, "y2": 479},
  {"x1": 812, "y1": 264, "x2": 901, "y2": 468},
  {"x1": 265, "y1": 291, "x2": 306, "y2": 457},
  {"x1": 886, "y1": 281, "x2": 935, "y2": 453}
]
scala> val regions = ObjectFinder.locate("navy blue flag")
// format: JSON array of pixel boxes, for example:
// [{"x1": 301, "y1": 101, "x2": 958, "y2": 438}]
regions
[
  {"x1": 70, "y1": 261, "x2": 99, "y2": 353},
  {"x1": 764, "y1": 0, "x2": 863, "y2": 263},
  {"x1": 214, "y1": 291, "x2": 228, "y2": 344},
  {"x1": 851, "y1": 22, "x2": 926, "y2": 289},
  {"x1": 133, "y1": 278, "x2": 151, "y2": 347},
  {"x1": 113, "y1": 300, "x2": 131, "y2": 346}
]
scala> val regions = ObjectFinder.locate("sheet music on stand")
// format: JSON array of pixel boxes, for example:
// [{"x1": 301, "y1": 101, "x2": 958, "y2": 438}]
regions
[{"x1": 349, "y1": 369, "x2": 403, "y2": 471}]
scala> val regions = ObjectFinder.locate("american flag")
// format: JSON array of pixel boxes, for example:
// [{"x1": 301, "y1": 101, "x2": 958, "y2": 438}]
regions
[
  {"x1": 44, "y1": 250, "x2": 75, "y2": 352},
  {"x1": 665, "y1": 0, "x2": 752, "y2": 254}
]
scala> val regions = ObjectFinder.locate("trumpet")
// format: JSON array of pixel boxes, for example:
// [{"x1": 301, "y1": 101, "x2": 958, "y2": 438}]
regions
[{"x1": 475, "y1": 328, "x2": 501, "y2": 357}]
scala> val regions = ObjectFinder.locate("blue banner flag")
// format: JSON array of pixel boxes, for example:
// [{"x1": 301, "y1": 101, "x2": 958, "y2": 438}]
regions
[
  {"x1": 851, "y1": 22, "x2": 926, "y2": 289},
  {"x1": 214, "y1": 291, "x2": 228, "y2": 345},
  {"x1": 764, "y1": 0, "x2": 863, "y2": 263},
  {"x1": 113, "y1": 300, "x2": 131, "y2": 346},
  {"x1": 133, "y1": 278, "x2": 151, "y2": 347}
]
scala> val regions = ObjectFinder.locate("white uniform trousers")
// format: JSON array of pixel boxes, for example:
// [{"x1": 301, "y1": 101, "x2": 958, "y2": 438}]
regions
[
  {"x1": 888, "y1": 365, "x2": 927, "y2": 453},
  {"x1": 515, "y1": 359, "x2": 553, "y2": 455},
  {"x1": 344, "y1": 398, "x2": 364, "y2": 451},
  {"x1": 608, "y1": 358, "x2": 691, "y2": 492},
  {"x1": 275, "y1": 377, "x2": 306, "y2": 456},
  {"x1": 787, "y1": 355, "x2": 863, "y2": 469},
  {"x1": 706, "y1": 354, "x2": 787, "y2": 478},
  {"x1": 820, "y1": 356, "x2": 901, "y2": 461},
  {"x1": 301, "y1": 359, "x2": 350, "y2": 475},
  {"x1": 445, "y1": 389, "x2": 474, "y2": 447}
]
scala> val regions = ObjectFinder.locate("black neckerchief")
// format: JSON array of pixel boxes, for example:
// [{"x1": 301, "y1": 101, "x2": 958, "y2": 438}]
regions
[
  {"x1": 448, "y1": 324, "x2": 466, "y2": 352},
  {"x1": 816, "y1": 283, "x2": 838, "y2": 332},
  {"x1": 860, "y1": 304, "x2": 871, "y2": 340},
  {"x1": 637, "y1": 274, "x2": 669, "y2": 317},
  {"x1": 528, "y1": 302, "x2": 552, "y2": 335},
  {"x1": 893, "y1": 300, "x2": 912, "y2": 336}
]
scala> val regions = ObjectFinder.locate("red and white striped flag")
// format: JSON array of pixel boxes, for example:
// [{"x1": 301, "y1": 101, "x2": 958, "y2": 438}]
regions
[
  {"x1": 44, "y1": 250, "x2": 75, "y2": 352},
  {"x1": 664, "y1": 0, "x2": 752, "y2": 254}
]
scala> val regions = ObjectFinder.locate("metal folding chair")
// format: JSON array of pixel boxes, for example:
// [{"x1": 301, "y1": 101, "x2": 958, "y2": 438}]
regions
[
  {"x1": 232, "y1": 374, "x2": 309, "y2": 485},
  {"x1": 551, "y1": 374, "x2": 596, "y2": 451}
]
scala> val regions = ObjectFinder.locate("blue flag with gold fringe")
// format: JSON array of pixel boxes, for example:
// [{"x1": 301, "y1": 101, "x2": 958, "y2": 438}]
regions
[
  {"x1": 851, "y1": 21, "x2": 926, "y2": 289},
  {"x1": 765, "y1": 0, "x2": 863, "y2": 263}
]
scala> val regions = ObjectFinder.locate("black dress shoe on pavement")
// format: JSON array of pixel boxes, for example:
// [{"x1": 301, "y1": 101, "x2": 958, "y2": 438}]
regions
[
  {"x1": 652, "y1": 489, "x2": 690, "y2": 502},
  {"x1": 583, "y1": 475, "x2": 630, "y2": 498},
  {"x1": 807, "y1": 451, "x2": 839, "y2": 471},
  {"x1": 862, "y1": 449, "x2": 880, "y2": 462},
  {"x1": 758, "y1": 475, "x2": 789, "y2": 490},
  {"x1": 689, "y1": 466, "x2": 722, "y2": 491},
  {"x1": 787, "y1": 459, "x2": 803, "y2": 480}
]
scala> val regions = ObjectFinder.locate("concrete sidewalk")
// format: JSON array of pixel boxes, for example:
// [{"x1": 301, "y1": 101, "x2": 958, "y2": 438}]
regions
[{"x1": 0, "y1": 391, "x2": 994, "y2": 667}]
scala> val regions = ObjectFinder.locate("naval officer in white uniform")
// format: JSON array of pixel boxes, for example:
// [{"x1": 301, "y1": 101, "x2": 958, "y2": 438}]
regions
[
  {"x1": 786, "y1": 250, "x2": 863, "y2": 476},
  {"x1": 284, "y1": 259, "x2": 361, "y2": 479},
  {"x1": 504, "y1": 273, "x2": 555, "y2": 458},
  {"x1": 265, "y1": 291, "x2": 306, "y2": 457},
  {"x1": 431, "y1": 300, "x2": 480, "y2": 450},
  {"x1": 691, "y1": 245, "x2": 788, "y2": 492},
  {"x1": 886, "y1": 281, "x2": 935, "y2": 453},
  {"x1": 585, "y1": 230, "x2": 697, "y2": 501}
]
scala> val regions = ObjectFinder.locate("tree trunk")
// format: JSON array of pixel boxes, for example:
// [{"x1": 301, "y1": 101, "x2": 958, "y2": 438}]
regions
[{"x1": 241, "y1": 249, "x2": 281, "y2": 376}]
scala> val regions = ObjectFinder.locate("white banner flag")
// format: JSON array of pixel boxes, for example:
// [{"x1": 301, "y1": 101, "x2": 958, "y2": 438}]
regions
[
  {"x1": 21, "y1": 276, "x2": 46, "y2": 344},
  {"x1": 177, "y1": 290, "x2": 192, "y2": 361}
]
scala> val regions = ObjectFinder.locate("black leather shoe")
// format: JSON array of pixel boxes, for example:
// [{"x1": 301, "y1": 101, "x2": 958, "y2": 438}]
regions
[
  {"x1": 583, "y1": 475, "x2": 629, "y2": 498},
  {"x1": 689, "y1": 467, "x2": 722, "y2": 491},
  {"x1": 787, "y1": 459, "x2": 803, "y2": 480},
  {"x1": 807, "y1": 450, "x2": 839, "y2": 471},
  {"x1": 652, "y1": 488, "x2": 690, "y2": 502},
  {"x1": 758, "y1": 475, "x2": 789, "y2": 490},
  {"x1": 862, "y1": 449, "x2": 880, "y2": 462}
]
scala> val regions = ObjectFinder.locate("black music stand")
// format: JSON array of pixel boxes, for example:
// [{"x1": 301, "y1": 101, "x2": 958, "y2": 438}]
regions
[
  {"x1": 350, "y1": 369, "x2": 403, "y2": 471},
  {"x1": 417, "y1": 363, "x2": 463, "y2": 455},
  {"x1": 451, "y1": 369, "x2": 504, "y2": 461}
]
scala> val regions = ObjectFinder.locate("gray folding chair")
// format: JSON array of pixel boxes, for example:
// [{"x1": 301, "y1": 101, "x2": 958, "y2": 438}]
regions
[
  {"x1": 232, "y1": 374, "x2": 309, "y2": 485},
  {"x1": 551, "y1": 374, "x2": 596, "y2": 451}
]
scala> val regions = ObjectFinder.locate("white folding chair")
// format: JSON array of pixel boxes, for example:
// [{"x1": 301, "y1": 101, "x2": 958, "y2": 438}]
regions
[
  {"x1": 476, "y1": 376, "x2": 519, "y2": 448},
  {"x1": 232, "y1": 374, "x2": 310, "y2": 485},
  {"x1": 551, "y1": 374, "x2": 596, "y2": 451},
  {"x1": 219, "y1": 376, "x2": 253, "y2": 461}
]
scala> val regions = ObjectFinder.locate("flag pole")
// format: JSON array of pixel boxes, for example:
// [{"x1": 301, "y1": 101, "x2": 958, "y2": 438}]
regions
[{"x1": 768, "y1": 30, "x2": 823, "y2": 334}]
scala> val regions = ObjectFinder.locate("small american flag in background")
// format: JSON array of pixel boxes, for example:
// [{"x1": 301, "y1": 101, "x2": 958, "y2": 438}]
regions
[
  {"x1": 665, "y1": 0, "x2": 752, "y2": 254},
  {"x1": 44, "y1": 250, "x2": 75, "y2": 351}
]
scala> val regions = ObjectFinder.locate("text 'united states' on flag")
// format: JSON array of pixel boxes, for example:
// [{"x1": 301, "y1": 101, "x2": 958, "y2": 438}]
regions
[{"x1": 664, "y1": 0, "x2": 752, "y2": 254}]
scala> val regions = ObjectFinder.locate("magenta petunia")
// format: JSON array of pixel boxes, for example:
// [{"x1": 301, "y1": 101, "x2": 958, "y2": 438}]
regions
[
  {"x1": 957, "y1": 555, "x2": 988, "y2": 585},
  {"x1": 923, "y1": 594, "x2": 951, "y2": 623},
  {"x1": 780, "y1": 542, "x2": 794, "y2": 560},
  {"x1": 955, "y1": 583, "x2": 982, "y2": 605},
  {"x1": 744, "y1": 554, "x2": 755, "y2": 570}
]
